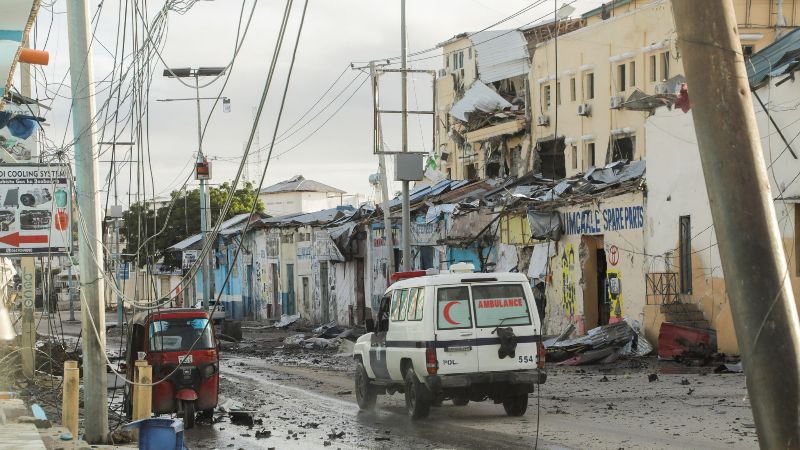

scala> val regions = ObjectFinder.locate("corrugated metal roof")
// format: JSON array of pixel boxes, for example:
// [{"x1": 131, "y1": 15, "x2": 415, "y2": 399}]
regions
[
  {"x1": 469, "y1": 29, "x2": 530, "y2": 83},
  {"x1": 260, "y1": 175, "x2": 345, "y2": 194},
  {"x1": 168, "y1": 213, "x2": 254, "y2": 251},
  {"x1": 450, "y1": 80, "x2": 513, "y2": 122},
  {"x1": 747, "y1": 28, "x2": 800, "y2": 88}
]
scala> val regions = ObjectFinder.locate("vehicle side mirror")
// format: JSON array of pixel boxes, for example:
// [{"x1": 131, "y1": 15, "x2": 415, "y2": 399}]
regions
[{"x1": 365, "y1": 317, "x2": 375, "y2": 333}]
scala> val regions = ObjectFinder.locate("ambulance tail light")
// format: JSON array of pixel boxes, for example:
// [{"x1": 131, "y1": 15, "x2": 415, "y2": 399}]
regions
[
  {"x1": 537, "y1": 340, "x2": 546, "y2": 369},
  {"x1": 425, "y1": 347, "x2": 438, "y2": 375}
]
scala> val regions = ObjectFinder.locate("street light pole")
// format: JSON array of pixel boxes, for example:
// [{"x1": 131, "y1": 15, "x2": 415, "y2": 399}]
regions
[
  {"x1": 400, "y1": 0, "x2": 411, "y2": 271},
  {"x1": 163, "y1": 67, "x2": 226, "y2": 311}
]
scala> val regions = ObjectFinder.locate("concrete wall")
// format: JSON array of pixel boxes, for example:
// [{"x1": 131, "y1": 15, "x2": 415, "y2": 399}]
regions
[
  {"x1": 645, "y1": 74, "x2": 800, "y2": 353},
  {"x1": 543, "y1": 191, "x2": 646, "y2": 336},
  {"x1": 259, "y1": 191, "x2": 343, "y2": 217}
]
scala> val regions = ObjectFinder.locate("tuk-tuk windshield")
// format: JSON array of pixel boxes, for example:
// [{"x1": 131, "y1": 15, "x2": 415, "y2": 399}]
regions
[{"x1": 148, "y1": 318, "x2": 214, "y2": 352}]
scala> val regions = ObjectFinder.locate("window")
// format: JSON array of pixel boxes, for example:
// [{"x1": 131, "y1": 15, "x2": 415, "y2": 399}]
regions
[
  {"x1": 571, "y1": 145, "x2": 578, "y2": 169},
  {"x1": 543, "y1": 84, "x2": 552, "y2": 109},
  {"x1": 585, "y1": 142, "x2": 596, "y2": 169},
  {"x1": 661, "y1": 51, "x2": 670, "y2": 80},
  {"x1": 390, "y1": 289, "x2": 404, "y2": 321},
  {"x1": 742, "y1": 45, "x2": 755, "y2": 58},
  {"x1": 584, "y1": 72, "x2": 595, "y2": 100},
  {"x1": 617, "y1": 64, "x2": 626, "y2": 92},
  {"x1": 611, "y1": 136, "x2": 635, "y2": 161},
  {"x1": 556, "y1": 81, "x2": 562, "y2": 105},
  {"x1": 398, "y1": 289, "x2": 410, "y2": 320},
  {"x1": 468, "y1": 47, "x2": 472, "y2": 59},
  {"x1": 407, "y1": 287, "x2": 424, "y2": 321},
  {"x1": 679, "y1": 215, "x2": 692, "y2": 294},
  {"x1": 302, "y1": 277, "x2": 309, "y2": 304},
  {"x1": 569, "y1": 77, "x2": 576, "y2": 101},
  {"x1": 649, "y1": 54, "x2": 657, "y2": 82},
  {"x1": 148, "y1": 318, "x2": 214, "y2": 352},
  {"x1": 538, "y1": 137, "x2": 566, "y2": 179},
  {"x1": 629, "y1": 61, "x2": 636, "y2": 87},
  {"x1": 437, "y1": 286, "x2": 472, "y2": 330},
  {"x1": 472, "y1": 284, "x2": 531, "y2": 328}
]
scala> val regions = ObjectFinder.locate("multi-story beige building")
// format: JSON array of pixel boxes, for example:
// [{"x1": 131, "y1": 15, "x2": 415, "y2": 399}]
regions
[{"x1": 436, "y1": 0, "x2": 800, "y2": 181}]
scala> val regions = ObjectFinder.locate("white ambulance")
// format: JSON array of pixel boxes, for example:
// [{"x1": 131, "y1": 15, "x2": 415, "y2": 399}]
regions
[{"x1": 353, "y1": 265, "x2": 546, "y2": 419}]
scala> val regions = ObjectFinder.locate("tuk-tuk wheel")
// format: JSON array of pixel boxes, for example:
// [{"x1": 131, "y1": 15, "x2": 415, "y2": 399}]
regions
[{"x1": 182, "y1": 400, "x2": 195, "y2": 428}]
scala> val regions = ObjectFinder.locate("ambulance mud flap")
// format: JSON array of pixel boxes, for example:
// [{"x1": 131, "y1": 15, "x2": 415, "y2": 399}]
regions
[{"x1": 494, "y1": 327, "x2": 518, "y2": 359}]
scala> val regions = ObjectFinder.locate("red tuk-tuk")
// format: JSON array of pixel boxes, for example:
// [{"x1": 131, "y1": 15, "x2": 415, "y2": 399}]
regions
[{"x1": 125, "y1": 308, "x2": 220, "y2": 428}]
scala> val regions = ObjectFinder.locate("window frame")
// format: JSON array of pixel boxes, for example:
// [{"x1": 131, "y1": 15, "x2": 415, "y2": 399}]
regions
[
  {"x1": 629, "y1": 60, "x2": 636, "y2": 87},
  {"x1": 649, "y1": 54, "x2": 657, "y2": 82},
  {"x1": 584, "y1": 72, "x2": 595, "y2": 100},
  {"x1": 661, "y1": 51, "x2": 670, "y2": 80},
  {"x1": 617, "y1": 63, "x2": 626, "y2": 92},
  {"x1": 569, "y1": 77, "x2": 577, "y2": 102},
  {"x1": 471, "y1": 283, "x2": 532, "y2": 328},
  {"x1": 679, "y1": 216, "x2": 692, "y2": 294},
  {"x1": 397, "y1": 288, "x2": 410, "y2": 321},
  {"x1": 407, "y1": 287, "x2": 425, "y2": 321},
  {"x1": 389, "y1": 289, "x2": 403, "y2": 321}
]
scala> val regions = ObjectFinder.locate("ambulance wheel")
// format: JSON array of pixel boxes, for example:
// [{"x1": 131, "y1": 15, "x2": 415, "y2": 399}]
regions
[
  {"x1": 355, "y1": 362, "x2": 377, "y2": 410},
  {"x1": 502, "y1": 394, "x2": 528, "y2": 416},
  {"x1": 404, "y1": 370, "x2": 431, "y2": 419}
]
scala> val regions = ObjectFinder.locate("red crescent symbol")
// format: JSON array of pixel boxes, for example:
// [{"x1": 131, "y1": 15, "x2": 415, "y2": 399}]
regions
[{"x1": 443, "y1": 301, "x2": 460, "y2": 325}]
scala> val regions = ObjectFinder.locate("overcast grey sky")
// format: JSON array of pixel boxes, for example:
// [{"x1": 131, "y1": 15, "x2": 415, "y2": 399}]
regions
[{"x1": 23, "y1": 0, "x2": 605, "y2": 207}]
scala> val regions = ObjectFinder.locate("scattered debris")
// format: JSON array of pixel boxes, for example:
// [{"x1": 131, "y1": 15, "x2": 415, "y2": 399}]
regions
[
  {"x1": 680, "y1": 378, "x2": 691, "y2": 385},
  {"x1": 274, "y1": 314, "x2": 301, "y2": 329},
  {"x1": 327, "y1": 431, "x2": 345, "y2": 439},
  {"x1": 599, "y1": 375, "x2": 609, "y2": 382},
  {"x1": 547, "y1": 320, "x2": 653, "y2": 365},
  {"x1": 255, "y1": 430, "x2": 271, "y2": 439},
  {"x1": 648, "y1": 374, "x2": 659, "y2": 382},
  {"x1": 313, "y1": 321, "x2": 344, "y2": 338},
  {"x1": 229, "y1": 410, "x2": 256, "y2": 427},
  {"x1": 658, "y1": 322, "x2": 717, "y2": 361},
  {"x1": 714, "y1": 362, "x2": 743, "y2": 373},
  {"x1": 284, "y1": 334, "x2": 306, "y2": 347},
  {"x1": 336, "y1": 390, "x2": 352, "y2": 396}
]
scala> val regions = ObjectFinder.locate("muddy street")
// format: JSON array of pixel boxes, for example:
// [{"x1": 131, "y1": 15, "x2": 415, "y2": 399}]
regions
[{"x1": 181, "y1": 327, "x2": 758, "y2": 450}]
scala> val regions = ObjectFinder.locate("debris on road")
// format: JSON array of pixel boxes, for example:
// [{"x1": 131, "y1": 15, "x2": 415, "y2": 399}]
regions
[
  {"x1": 274, "y1": 314, "x2": 301, "y2": 329},
  {"x1": 658, "y1": 322, "x2": 717, "y2": 361},
  {"x1": 714, "y1": 362, "x2": 743, "y2": 373},
  {"x1": 545, "y1": 320, "x2": 653, "y2": 365}
]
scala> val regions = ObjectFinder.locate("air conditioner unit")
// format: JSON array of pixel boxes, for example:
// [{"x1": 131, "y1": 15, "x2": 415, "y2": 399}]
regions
[
  {"x1": 610, "y1": 94, "x2": 624, "y2": 109},
  {"x1": 654, "y1": 82, "x2": 670, "y2": 95},
  {"x1": 577, "y1": 103, "x2": 592, "y2": 117},
  {"x1": 536, "y1": 115, "x2": 550, "y2": 126},
  {"x1": 438, "y1": 68, "x2": 447, "y2": 78}
]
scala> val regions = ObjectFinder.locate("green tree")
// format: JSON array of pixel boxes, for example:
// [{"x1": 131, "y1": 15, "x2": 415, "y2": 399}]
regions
[{"x1": 121, "y1": 181, "x2": 264, "y2": 268}]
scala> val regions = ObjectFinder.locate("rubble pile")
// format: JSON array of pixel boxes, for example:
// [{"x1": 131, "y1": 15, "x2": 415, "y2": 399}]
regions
[{"x1": 544, "y1": 320, "x2": 653, "y2": 365}]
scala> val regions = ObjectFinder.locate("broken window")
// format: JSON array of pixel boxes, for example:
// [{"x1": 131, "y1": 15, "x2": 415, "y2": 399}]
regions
[
  {"x1": 585, "y1": 142, "x2": 596, "y2": 169},
  {"x1": 742, "y1": 45, "x2": 754, "y2": 58},
  {"x1": 649, "y1": 54, "x2": 657, "y2": 82},
  {"x1": 610, "y1": 136, "x2": 635, "y2": 162},
  {"x1": 538, "y1": 137, "x2": 566, "y2": 179},
  {"x1": 629, "y1": 60, "x2": 636, "y2": 87},
  {"x1": 584, "y1": 72, "x2": 595, "y2": 100},
  {"x1": 466, "y1": 163, "x2": 478, "y2": 180},
  {"x1": 570, "y1": 77, "x2": 576, "y2": 102},
  {"x1": 486, "y1": 150, "x2": 501, "y2": 178},
  {"x1": 556, "y1": 81, "x2": 562, "y2": 105},
  {"x1": 543, "y1": 84, "x2": 551, "y2": 109},
  {"x1": 571, "y1": 145, "x2": 578, "y2": 169},
  {"x1": 617, "y1": 64, "x2": 626, "y2": 92},
  {"x1": 679, "y1": 215, "x2": 692, "y2": 294}
]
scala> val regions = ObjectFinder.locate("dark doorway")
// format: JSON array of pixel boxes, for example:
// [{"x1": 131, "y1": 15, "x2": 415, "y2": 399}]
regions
[
  {"x1": 356, "y1": 257, "x2": 366, "y2": 324},
  {"x1": 320, "y1": 262, "x2": 330, "y2": 323},
  {"x1": 466, "y1": 163, "x2": 478, "y2": 180},
  {"x1": 610, "y1": 136, "x2": 635, "y2": 162},
  {"x1": 538, "y1": 137, "x2": 566, "y2": 179},
  {"x1": 271, "y1": 263, "x2": 280, "y2": 318},
  {"x1": 286, "y1": 263, "x2": 295, "y2": 315},
  {"x1": 596, "y1": 248, "x2": 609, "y2": 326},
  {"x1": 419, "y1": 246, "x2": 435, "y2": 269}
]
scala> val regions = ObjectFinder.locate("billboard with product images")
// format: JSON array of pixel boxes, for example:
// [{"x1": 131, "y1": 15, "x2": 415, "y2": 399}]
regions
[{"x1": 0, "y1": 164, "x2": 71, "y2": 255}]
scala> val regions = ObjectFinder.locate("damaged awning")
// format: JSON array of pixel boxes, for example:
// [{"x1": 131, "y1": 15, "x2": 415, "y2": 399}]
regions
[
  {"x1": 469, "y1": 29, "x2": 530, "y2": 83},
  {"x1": 465, "y1": 118, "x2": 526, "y2": 143},
  {"x1": 450, "y1": 80, "x2": 512, "y2": 122}
]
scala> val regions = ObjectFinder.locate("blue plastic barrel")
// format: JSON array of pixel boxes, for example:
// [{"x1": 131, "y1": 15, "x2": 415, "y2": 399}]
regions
[{"x1": 125, "y1": 418, "x2": 185, "y2": 450}]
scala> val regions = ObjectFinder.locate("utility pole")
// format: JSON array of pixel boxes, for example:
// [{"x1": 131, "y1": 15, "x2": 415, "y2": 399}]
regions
[
  {"x1": 672, "y1": 2, "x2": 800, "y2": 448},
  {"x1": 162, "y1": 67, "x2": 226, "y2": 310},
  {"x1": 368, "y1": 61, "x2": 396, "y2": 276},
  {"x1": 400, "y1": 0, "x2": 411, "y2": 271},
  {"x1": 66, "y1": 0, "x2": 108, "y2": 443}
]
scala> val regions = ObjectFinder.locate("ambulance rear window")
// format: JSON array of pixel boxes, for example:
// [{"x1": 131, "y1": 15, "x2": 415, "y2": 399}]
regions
[
  {"x1": 472, "y1": 284, "x2": 531, "y2": 328},
  {"x1": 437, "y1": 286, "x2": 472, "y2": 330}
]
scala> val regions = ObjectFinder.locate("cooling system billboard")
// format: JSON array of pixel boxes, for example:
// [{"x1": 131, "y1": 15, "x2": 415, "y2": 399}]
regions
[{"x1": 0, "y1": 164, "x2": 71, "y2": 255}]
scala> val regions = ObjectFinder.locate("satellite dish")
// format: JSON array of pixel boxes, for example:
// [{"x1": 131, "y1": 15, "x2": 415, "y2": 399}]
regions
[{"x1": 556, "y1": 4, "x2": 576, "y2": 20}]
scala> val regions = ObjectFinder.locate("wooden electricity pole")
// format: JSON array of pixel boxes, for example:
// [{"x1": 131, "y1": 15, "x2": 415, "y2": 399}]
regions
[{"x1": 672, "y1": 1, "x2": 800, "y2": 448}]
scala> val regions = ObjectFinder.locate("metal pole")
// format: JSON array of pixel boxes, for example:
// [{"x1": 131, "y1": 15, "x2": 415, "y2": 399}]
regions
[
  {"x1": 370, "y1": 61, "x2": 396, "y2": 276},
  {"x1": 67, "y1": 264, "x2": 75, "y2": 321},
  {"x1": 672, "y1": 2, "x2": 800, "y2": 448},
  {"x1": 66, "y1": 0, "x2": 108, "y2": 442},
  {"x1": 115, "y1": 219, "x2": 122, "y2": 326},
  {"x1": 195, "y1": 74, "x2": 210, "y2": 310},
  {"x1": 400, "y1": 0, "x2": 411, "y2": 271}
]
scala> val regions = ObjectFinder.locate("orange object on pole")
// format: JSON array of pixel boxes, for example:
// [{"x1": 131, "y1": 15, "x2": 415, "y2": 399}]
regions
[{"x1": 18, "y1": 48, "x2": 49, "y2": 66}]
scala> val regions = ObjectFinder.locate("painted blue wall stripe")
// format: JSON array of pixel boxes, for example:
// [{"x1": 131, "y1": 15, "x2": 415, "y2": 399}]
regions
[{"x1": 0, "y1": 30, "x2": 24, "y2": 42}]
